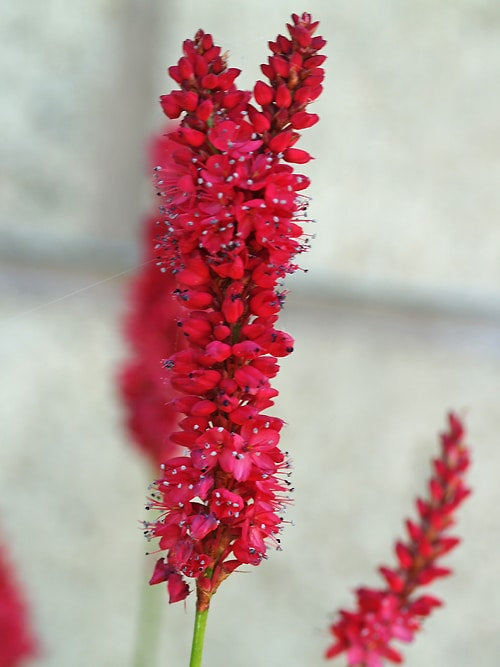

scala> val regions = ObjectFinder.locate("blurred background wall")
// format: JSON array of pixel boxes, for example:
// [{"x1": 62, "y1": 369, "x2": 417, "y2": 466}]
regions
[{"x1": 1, "y1": 1, "x2": 499, "y2": 665}]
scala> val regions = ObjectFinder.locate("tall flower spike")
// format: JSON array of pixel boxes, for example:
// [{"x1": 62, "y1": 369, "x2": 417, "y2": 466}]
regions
[
  {"x1": 325, "y1": 413, "x2": 471, "y2": 666},
  {"x1": 144, "y1": 14, "x2": 325, "y2": 610}
]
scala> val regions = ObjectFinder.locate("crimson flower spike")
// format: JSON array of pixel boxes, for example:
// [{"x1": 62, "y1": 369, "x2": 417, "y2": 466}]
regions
[
  {"x1": 325, "y1": 413, "x2": 471, "y2": 666},
  {"x1": 143, "y1": 13, "x2": 325, "y2": 613}
]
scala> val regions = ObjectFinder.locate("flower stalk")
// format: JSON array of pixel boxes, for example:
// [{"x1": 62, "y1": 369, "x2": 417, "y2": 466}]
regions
[{"x1": 189, "y1": 606, "x2": 209, "y2": 667}]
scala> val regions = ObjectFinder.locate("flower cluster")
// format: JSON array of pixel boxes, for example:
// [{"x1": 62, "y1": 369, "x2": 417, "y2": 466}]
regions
[
  {"x1": 0, "y1": 537, "x2": 37, "y2": 667},
  {"x1": 325, "y1": 413, "x2": 471, "y2": 666},
  {"x1": 143, "y1": 14, "x2": 325, "y2": 608},
  {"x1": 120, "y1": 133, "x2": 185, "y2": 469}
]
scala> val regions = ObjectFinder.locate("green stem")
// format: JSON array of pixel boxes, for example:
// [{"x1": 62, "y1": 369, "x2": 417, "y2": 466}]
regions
[{"x1": 189, "y1": 606, "x2": 209, "y2": 667}]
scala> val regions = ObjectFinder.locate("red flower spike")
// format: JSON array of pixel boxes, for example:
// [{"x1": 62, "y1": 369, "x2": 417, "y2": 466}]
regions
[
  {"x1": 141, "y1": 15, "x2": 325, "y2": 612},
  {"x1": 325, "y1": 413, "x2": 471, "y2": 665}
]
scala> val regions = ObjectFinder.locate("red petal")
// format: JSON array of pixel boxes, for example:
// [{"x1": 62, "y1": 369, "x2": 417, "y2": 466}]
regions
[
  {"x1": 283, "y1": 147, "x2": 311, "y2": 163},
  {"x1": 269, "y1": 131, "x2": 294, "y2": 153},
  {"x1": 379, "y1": 566, "x2": 405, "y2": 593},
  {"x1": 180, "y1": 127, "x2": 206, "y2": 147},
  {"x1": 290, "y1": 111, "x2": 319, "y2": 129},
  {"x1": 254, "y1": 80, "x2": 274, "y2": 106},
  {"x1": 395, "y1": 541, "x2": 413, "y2": 569},
  {"x1": 167, "y1": 573, "x2": 190, "y2": 603},
  {"x1": 275, "y1": 84, "x2": 292, "y2": 108},
  {"x1": 160, "y1": 94, "x2": 181, "y2": 119},
  {"x1": 149, "y1": 558, "x2": 171, "y2": 585}
]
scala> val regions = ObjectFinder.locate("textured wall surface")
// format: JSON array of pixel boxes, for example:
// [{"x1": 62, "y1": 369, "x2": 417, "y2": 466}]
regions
[{"x1": 1, "y1": 1, "x2": 499, "y2": 666}]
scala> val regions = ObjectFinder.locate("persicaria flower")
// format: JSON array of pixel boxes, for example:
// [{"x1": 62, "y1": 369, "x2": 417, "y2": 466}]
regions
[
  {"x1": 143, "y1": 14, "x2": 325, "y2": 610},
  {"x1": 325, "y1": 413, "x2": 471, "y2": 666}
]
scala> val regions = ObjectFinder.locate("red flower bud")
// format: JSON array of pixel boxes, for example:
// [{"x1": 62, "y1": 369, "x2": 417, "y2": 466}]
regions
[
  {"x1": 290, "y1": 111, "x2": 319, "y2": 129},
  {"x1": 283, "y1": 147, "x2": 311, "y2": 163},
  {"x1": 269, "y1": 55, "x2": 289, "y2": 77},
  {"x1": 254, "y1": 80, "x2": 274, "y2": 106},
  {"x1": 160, "y1": 94, "x2": 181, "y2": 119},
  {"x1": 275, "y1": 83, "x2": 292, "y2": 108}
]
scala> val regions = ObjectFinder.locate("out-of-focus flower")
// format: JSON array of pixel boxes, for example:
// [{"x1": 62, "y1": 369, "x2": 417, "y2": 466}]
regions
[
  {"x1": 0, "y1": 538, "x2": 37, "y2": 667},
  {"x1": 119, "y1": 134, "x2": 185, "y2": 469},
  {"x1": 143, "y1": 13, "x2": 326, "y2": 610},
  {"x1": 325, "y1": 413, "x2": 471, "y2": 666}
]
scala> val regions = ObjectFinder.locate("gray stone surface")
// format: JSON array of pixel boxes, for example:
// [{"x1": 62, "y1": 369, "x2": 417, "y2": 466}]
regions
[{"x1": 1, "y1": 1, "x2": 499, "y2": 666}]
